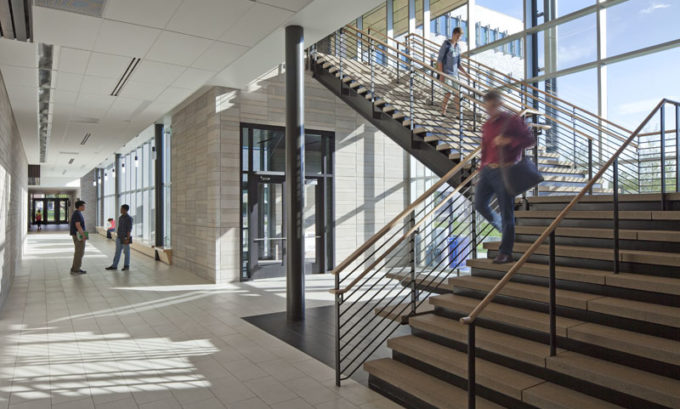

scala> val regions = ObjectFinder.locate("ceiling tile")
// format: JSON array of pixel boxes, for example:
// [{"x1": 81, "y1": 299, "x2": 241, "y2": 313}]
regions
[
  {"x1": 145, "y1": 31, "x2": 212, "y2": 66},
  {"x1": 131, "y1": 60, "x2": 185, "y2": 85},
  {"x1": 102, "y1": 0, "x2": 182, "y2": 28},
  {"x1": 33, "y1": 6, "x2": 102, "y2": 49},
  {"x1": 257, "y1": 0, "x2": 313, "y2": 12},
  {"x1": 172, "y1": 67, "x2": 215, "y2": 89},
  {"x1": 75, "y1": 93, "x2": 115, "y2": 116},
  {"x1": 93, "y1": 20, "x2": 161, "y2": 57},
  {"x1": 118, "y1": 80, "x2": 167, "y2": 100},
  {"x1": 79, "y1": 75, "x2": 118, "y2": 96},
  {"x1": 86, "y1": 52, "x2": 131, "y2": 78},
  {"x1": 53, "y1": 90, "x2": 79, "y2": 104},
  {"x1": 166, "y1": 0, "x2": 253, "y2": 40},
  {"x1": 58, "y1": 47, "x2": 91, "y2": 74},
  {"x1": 220, "y1": 3, "x2": 292, "y2": 47},
  {"x1": 0, "y1": 39, "x2": 37, "y2": 68},
  {"x1": 107, "y1": 97, "x2": 146, "y2": 119},
  {"x1": 156, "y1": 87, "x2": 194, "y2": 103},
  {"x1": 0, "y1": 66, "x2": 36, "y2": 88},
  {"x1": 192, "y1": 41, "x2": 248, "y2": 71}
]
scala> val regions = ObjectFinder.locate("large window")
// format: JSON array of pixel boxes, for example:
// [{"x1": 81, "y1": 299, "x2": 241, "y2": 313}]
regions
[
  {"x1": 103, "y1": 164, "x2": 115, "y2": 225},
  {"x1": 606, "y1": 0, "x2": 680, "y2": 57}
]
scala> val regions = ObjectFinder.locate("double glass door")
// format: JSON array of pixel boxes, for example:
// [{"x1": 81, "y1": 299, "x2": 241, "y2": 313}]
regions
[{"x1": 32, "y1": 198, "x2": 69, "y2": 225}]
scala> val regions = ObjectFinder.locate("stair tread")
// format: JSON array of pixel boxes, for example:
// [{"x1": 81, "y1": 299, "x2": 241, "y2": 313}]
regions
[
  {"x1": 483, "y1": 240, "x2": 680, "y2": 267},
  {"x1": 467, "y1": 257, "x2": 609, "y2": 285},
  {"x1": 547, "y1": 351, "x2": 680, "y2": 408},
  {"x1": 449, "y1": 275, "x2": 602, "y2": 310},
  {"x1": 409, "y1": 313, "x2": 553, "y2": 367},
  {"x1": 522, "y1": 192, "x2": 680, "y2": 203},
  {"x1": 410, "y1": 314, "x2": 680, "y2": 407},
  {"x1": 374, "y1": 301, "x2": 434, "y2": 323},
  {"x1": 364, "y1": 358, "x2": 504, "y2": 409},
  {"x1": 431, "y1": 293, "x2": 680, "y2": 365},
  {"x1": 429, "y1": 293, "x2": 584, "y2": 336},
  {"x1": 449, "y1": 274, "x2": 680, "y2": 328},
  {"x1": 522, "y1": 382, "x2": 626, "y2": 409},
  {"x1": 515, "y1": 209, "x2": 680, "y2": 220},
  {"x1": 388, "y1": 335, "x2": 544, "y2": 401}
]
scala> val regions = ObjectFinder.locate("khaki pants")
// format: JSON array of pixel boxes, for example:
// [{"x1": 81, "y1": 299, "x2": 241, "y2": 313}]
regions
[{"x1": 71, "y1": 235, "x2": 85, "y2": 272}]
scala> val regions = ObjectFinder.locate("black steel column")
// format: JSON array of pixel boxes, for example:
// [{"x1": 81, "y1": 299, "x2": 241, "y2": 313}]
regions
[
  {"x1": 155, "y1": 124, "x2": 164, "y2": 247},
  {"x1": 114, "y1": 154, "x2": 121, "y2": 214},
  {"x1": 285, "y1": 25, "x2": 305, "y2": 321}
]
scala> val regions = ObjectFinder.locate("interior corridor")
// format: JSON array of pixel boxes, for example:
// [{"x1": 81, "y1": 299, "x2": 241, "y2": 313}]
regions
[{"x1": 0, "y1": 233, "x2": 401, "y2": 409}]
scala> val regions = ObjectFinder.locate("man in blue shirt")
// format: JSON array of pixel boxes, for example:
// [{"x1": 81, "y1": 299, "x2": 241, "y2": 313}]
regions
[
  {"x1": 106, "y1": 204, "x2": 133, "y2": 271},
  {"x1": 69, "y1": 200, "x2": 87, "y2": 274},
  {"x1": 437, "y1": 27, "x2": 470, "y2": 116}
]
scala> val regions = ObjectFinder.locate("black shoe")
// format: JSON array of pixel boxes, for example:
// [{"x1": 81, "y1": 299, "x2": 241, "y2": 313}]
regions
[
  {"x1": 70, "y1": 270, "x2": 79, "y2": 275},
  {"x1": 492, "y1": 253, "x2": 514, "y2": 264},
  {"x1": 105, "y1": 266, "x2": 117, "y2": 270},
  {"x1": 79, "y1": 269, "x2": 87, "y2": 274},
  {"x1": 121, "y1": 266, "x2": 129, "y2": 271}
]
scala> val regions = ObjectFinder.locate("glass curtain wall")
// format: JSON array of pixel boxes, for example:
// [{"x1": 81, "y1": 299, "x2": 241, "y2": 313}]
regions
[
  {"x1": 118, "y1": 139, "x2": 156, "y2": 244},
  {"x1": 162, "y1": 127, "x2": 172, "y2": 247},
  {"x1": 103, "y1": 165, "x2": 115, "y2": 223}
]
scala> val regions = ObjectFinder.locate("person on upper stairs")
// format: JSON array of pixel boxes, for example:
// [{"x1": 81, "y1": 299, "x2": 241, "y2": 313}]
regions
[
  {"x1": 437, "y1": 26, "x2": 470, "y2": 117},
  {"x1": 475, "y1": 91, "x2": 535, "y2": 264}
]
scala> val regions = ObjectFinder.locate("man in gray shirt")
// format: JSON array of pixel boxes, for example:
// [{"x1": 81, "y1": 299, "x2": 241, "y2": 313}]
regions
[
  {"x1": 437, "y1": 27, "x2": 470, "y2": 116},
  {"x1": 105, "y1": 204, "x2": 133, "y2": 271}
]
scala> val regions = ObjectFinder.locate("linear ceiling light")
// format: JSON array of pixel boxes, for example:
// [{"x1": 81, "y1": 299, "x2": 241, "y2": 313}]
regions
[{"x1": 111, "y1": 57, "x2": 141, "y2": 97}]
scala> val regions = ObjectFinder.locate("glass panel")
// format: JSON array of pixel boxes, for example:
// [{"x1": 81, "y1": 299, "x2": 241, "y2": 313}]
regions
[
  {"x1": 46, "y1": 200, "x2": 55, "y2": 222},
  {"x1": 304, "y1": 180, "x2": 317, "y2": 266},
  {"x1": 606, "y1": 0, "x2": 680, "y2": 57},
  {"x1": 252, "y1": 128, "x2": 285, "y2": 172},
  {"x1": 557, "y1": 0, "x2": 593, "y2": 17},
  {"x1": 257, "y1": 181, "x2": 284, "y2": 262}
]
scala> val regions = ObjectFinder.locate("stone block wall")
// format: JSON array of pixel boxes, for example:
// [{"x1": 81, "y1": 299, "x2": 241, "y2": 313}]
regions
[
  {"x1": 79, "y1": 169, "x2": 97, "y2": 231},
  {"x1": 172, "y1": 70, "x2": 408, "y2": 283},
  {"x1": 0, "y1": 70, "x2": 28, "y2": 309}
]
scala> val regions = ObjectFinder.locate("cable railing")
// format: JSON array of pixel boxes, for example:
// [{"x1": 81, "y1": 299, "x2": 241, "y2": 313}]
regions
[{"x1": 458, "y1": 99, "x2": 680, "y2": 409}]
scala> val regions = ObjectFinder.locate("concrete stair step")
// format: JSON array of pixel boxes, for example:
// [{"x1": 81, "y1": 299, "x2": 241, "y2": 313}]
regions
[
  {"x1": 483, "y1": 240, "x2": 680, "y2": 267},
  {"x1": 515, "y1": 209, "x2": 680, "y2": 221},
  {"x1": 429, "y1": 293, "x2": 680, "y2": 366},
  {"x1": 448, "y1": 275, "x2": 680, "y2": 328},
  {"x1": 388, "y1": 335, "x2": 625, "y2": 409},
  {"x1": 374, "y1": 301, "x2": 434, "y2": 324},
  {"x1": 409, "y1": 314, "x2": 680, "y2": 408},
  {"x1": 364, "y1": 358, "x2": 504, "y2": 409}
]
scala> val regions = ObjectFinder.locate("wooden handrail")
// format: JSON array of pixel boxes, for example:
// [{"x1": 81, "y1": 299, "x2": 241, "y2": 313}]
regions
[
  {"x1": 407, "y1": 32, "x2": 634, "y2": 137},
  {"x1": 331, "y1": 146, "x2": 481, "y2": 280},
  {"x1": 331, "y1": 170, "x2": 479, "y2": 295},
  {"x1": 460, "y1": 99, "x2": 668, "y2": 325}
]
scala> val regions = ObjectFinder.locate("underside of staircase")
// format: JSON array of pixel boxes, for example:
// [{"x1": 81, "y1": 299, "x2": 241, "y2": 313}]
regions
[{"x1": 364, "y1": 194, "x2": 680, "y2": 409}]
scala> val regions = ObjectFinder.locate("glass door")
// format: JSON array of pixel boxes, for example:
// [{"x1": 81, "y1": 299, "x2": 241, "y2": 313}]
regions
[
  {"x1": 57, "y1": 199, "x2": 69, "y2": 223},
  {"x1": 249, "y1": 173, "x2": 286, "y2": 279}
]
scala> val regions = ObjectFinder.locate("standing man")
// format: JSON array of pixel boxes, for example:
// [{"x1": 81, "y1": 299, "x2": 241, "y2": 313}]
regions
[
  {"x1": 70, "y1": 200, "x2": 87, "y2": 274},
  {"x1": 475, "y1": 91, "x2": 535, "y2": 264},
  {"x1": 437, "y1": 27, "x2": 470, "y2": 116},
  {"x1": 106, "y1": 204, "x2": 132, "y2": 271}
]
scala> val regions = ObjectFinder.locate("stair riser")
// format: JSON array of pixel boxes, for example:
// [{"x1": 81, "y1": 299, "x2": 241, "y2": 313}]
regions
[
  {"x1": 516, "y1": 218, "x2": 680, "y2": 231},
  {"x1": 392, "y1": 351, "x2": 536, "y2": 409},
  {"x1": 432, "y1": 305, "x2": 680, "y2": 380},
  {"x1": 368, "y1": 375, "x2": 439, "y2": 409},
  {"x1": 470, "y1": 267, "x2": 680, "y2": 307},
  {"x1": 514, "y1": 234, "x2": 680, "y2": 254},
  {"x1": 524, "y1": 201, "x2": 680, "y2": 212},
  {"x1": 411, "y1": 327, "x2": 667, "y2": 409},
  {"x1": 451, "y1": 287, "x2": 680, "y2": 340},
  {"x1": 486, "y1": 248, "x2": 680, "y2": 277}
]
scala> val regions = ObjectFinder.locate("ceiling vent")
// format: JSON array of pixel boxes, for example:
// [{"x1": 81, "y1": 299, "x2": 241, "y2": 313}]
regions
[
  {"x1": 111, "y1": 58, "x2": 141, "y2": 97},
  {"x1": 0, "y1": 0, "x2": 32, "y2": 41},
  {"x1": 68, "y1": 158, "x2": 74, "y2": 164},
  {"x1": 34, "y1": 0, "x2": 106, "y2": 17},
  {"x1": 80, "y1": 132, "x2": 91, "y2": 145}
]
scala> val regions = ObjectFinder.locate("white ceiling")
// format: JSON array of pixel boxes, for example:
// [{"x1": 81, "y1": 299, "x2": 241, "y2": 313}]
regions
[{"x1": 0, "y1": 0, "x2": 381, "y2": 185}]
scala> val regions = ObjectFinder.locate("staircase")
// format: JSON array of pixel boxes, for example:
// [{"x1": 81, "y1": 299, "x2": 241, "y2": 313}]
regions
[
  {"x1": 315, "y1": 25, "x2": 680, "y2": 409},
  {"x1": 365, "y1": 194, "x2": 680, "y2": 409}
]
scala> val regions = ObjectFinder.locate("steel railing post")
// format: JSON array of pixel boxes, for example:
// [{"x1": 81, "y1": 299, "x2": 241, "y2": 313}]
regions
[
  {"x1": 613, "y1": 159, "x2": 620, "y2": 274},
  {"x1": 335, "y1": 285, "x2": 341, "y2": 386},
  {"x1": 676, "y1": 104, "x2": 680, "y2": 192},
  {"x1": 370, "y1": 38, "x2": 375, "y2": 104},
  {"x1": 338, "y1": 30, "x2": 343, "y2": 82},
  {"x1": 588, "y1": 139, "x2": 593, "y2": 195},
  {"x1": 471, "y1": 200, "x2": 478, "y2": 260},
  {"x1": 468, "y1": 323, "x2": 476, "y2": 409},
  {"x1": 409, "y1": 58, "x2": 415, "y2": 131},
  {"x1": 430, "y1": 59, "x2": 435, "y2": 106},
  {"x1": 572, "y1": 107, "x2": 577, "y2": 169},
  {"x1": 459, "y1": 96, "x2": 464, "y2": 154},
  {"x1": 472, "y1": 81, "x2": 477, "y2": 132},
  {"x1": 660, "y1": 104, "x2": 666, "y2": 209},
  {"x1": 410, "y1": 212, "x2": 417, "y2": 316},
  {"x1": 549, "y1": 230, "x2": 557, "y2": 356},
  {"x1": 533, "y1": 135, "x2": 539, "y2": 197}
]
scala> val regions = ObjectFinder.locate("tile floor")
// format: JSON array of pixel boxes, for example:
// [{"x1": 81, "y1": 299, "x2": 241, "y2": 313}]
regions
[{"x1": 0, "y1": 233, "x2": 404, "y2": 409}]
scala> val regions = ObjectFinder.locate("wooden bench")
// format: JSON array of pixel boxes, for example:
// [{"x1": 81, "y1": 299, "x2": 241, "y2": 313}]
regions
[
  {"x1": 95, "y1": 226, "x2": 117, "y2": 239},
  {"x1": 130, "y1": 241, "x2": 156, "y2": 259},
  {"x1": 156, "y1": 247, "x2": 173, "y2": 265}
]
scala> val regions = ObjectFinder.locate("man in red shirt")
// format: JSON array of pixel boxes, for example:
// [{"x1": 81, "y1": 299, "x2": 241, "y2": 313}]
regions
[{"x1": 475, "y1": 91, "x2": 535, "y2": 263}]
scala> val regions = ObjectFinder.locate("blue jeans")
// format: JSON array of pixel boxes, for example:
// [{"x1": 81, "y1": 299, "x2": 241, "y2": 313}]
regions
[
  {"x1": 112, "y1": 238, "x2": 130, "y2": 268},
  {"x1": 474, "y1": 167, "x2": 516, "y2": 256}
]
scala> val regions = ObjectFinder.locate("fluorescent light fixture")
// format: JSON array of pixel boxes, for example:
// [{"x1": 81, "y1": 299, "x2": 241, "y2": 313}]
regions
[
  {"x1": 135, "y1": 155, "x2": 139, "y2": 167},
  {"x1": 121, "y1": 163, "x2": 125, "y2": 173},
  {"x1": 80, "y1": 132, "x2": 91, "y2": 145}
]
